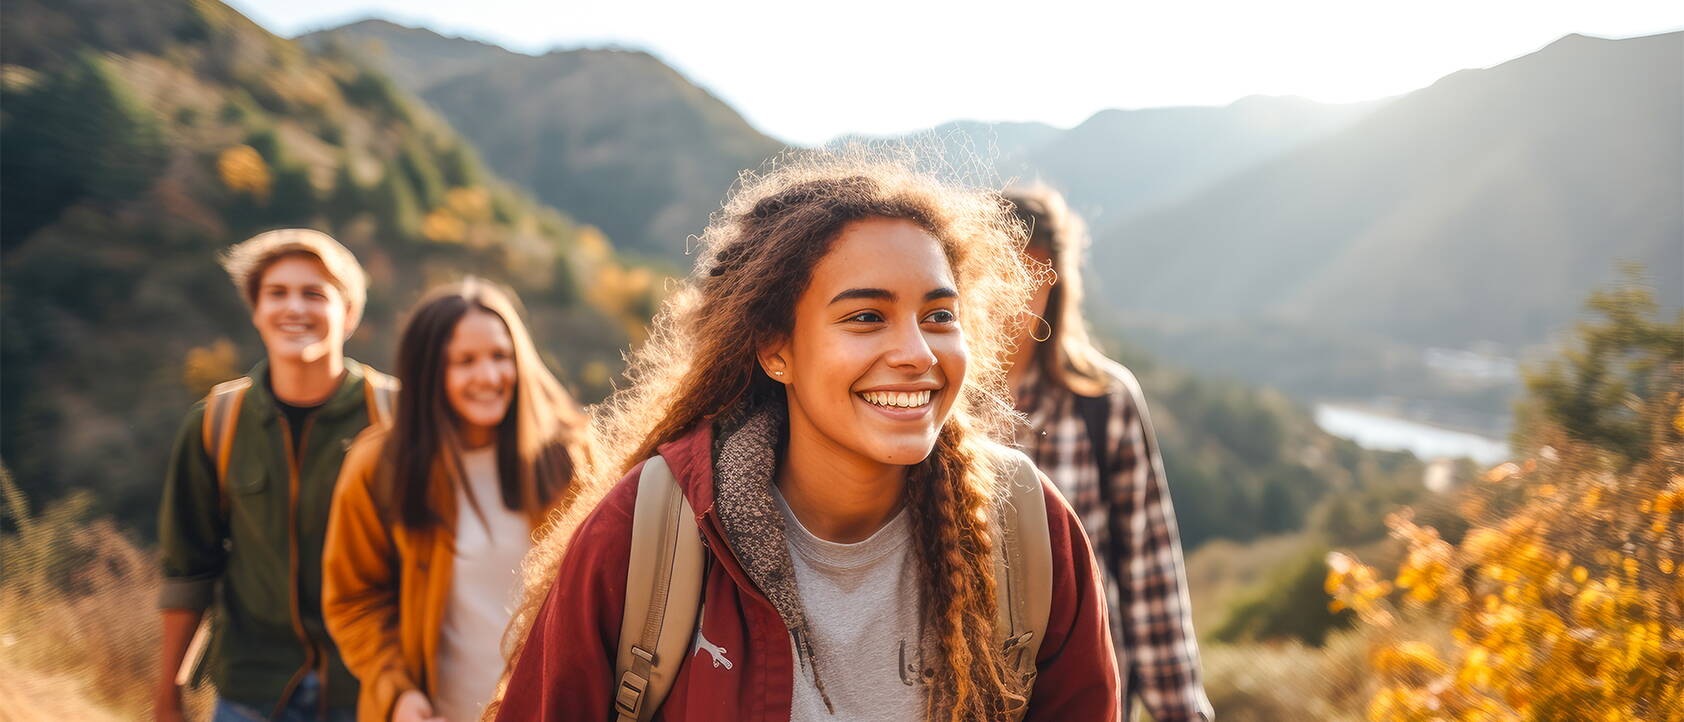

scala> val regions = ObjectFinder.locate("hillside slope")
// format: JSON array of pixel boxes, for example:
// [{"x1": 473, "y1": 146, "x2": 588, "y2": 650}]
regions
[
  {"x1": 302, "y1": 20, "x2": 787, "y2": 259},
  {"x1": 0, "y1": 0, "x2": 651, "y2": 530},
  {"x1": 1092, "y1": 32, "x2": 1683, "y2": 350}
]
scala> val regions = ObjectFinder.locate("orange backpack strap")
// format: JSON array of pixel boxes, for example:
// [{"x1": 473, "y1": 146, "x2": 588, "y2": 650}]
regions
[
  {"x1": 200, "y1": 377, "x2": 253, "y2": 516},
  {"x1": 361, "y1": 368, "x2": 399, "y2": 427}
]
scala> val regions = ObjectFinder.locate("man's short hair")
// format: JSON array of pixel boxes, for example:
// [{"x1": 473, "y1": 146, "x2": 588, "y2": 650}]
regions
[{"x1": 221, "y1": 229, "x2": 368, "y2": 329}]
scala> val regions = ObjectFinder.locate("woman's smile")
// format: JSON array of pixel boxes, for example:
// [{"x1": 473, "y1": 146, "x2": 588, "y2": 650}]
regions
[{"x1": 855, "y1": 386, "x2": 939, "y2": 419}]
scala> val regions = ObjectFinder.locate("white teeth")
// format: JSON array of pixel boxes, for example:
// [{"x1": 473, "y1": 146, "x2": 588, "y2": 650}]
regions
[{"x1": 859, "y1": 390, "x2": 932, "y2": 408}]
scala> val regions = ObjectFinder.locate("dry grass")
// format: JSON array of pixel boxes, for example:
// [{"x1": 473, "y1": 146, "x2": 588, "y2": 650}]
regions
[
  {"x1": 1199, "y1": 611, "x2": 1455, "y2": 720},
  {"x1": 0, "y1": 466, "x2": 213, "y2": 720}
]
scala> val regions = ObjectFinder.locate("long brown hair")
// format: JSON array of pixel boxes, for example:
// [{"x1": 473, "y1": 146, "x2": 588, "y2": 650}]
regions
[
  {"x1": 500, "y1": 148, "x2": 1036, "y2": 720},
  {"x1": 378, "y1": 278, "x2": 589, "y2": 530},
  {"x1": 1004, "y1": 186, "x2": 1112, "y2": 397}
]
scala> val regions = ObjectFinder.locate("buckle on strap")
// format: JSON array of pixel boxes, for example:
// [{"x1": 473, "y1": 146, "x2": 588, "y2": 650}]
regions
[
  {"x1": 1001, "y1": 630, "x2": 1035, "y2": 652},
  {"x1": 615, "y1": 671, "x2": 649, "y2": 717}
]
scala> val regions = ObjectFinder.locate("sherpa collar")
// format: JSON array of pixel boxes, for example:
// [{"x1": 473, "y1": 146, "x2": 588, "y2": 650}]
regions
[{"x1": 710, "y1": 401, "x2": 835, "y2": 711}]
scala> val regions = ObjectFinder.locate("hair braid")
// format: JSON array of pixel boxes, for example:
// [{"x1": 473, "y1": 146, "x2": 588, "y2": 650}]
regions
[
  {"x1": 910, "y1": 424, "x2": 1026, "y2": 720},
  {"x1": 493, "y1": 147, "x2": 1039, "y2": 721}
]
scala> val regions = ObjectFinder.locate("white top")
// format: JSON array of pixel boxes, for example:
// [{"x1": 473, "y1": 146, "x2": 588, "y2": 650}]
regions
[
  {"x1": 772, "y1": 485, "x2": 925, "y2": 722},
  {"x1": 433, "y1": 445, "x2": 532, "y2": 722}
]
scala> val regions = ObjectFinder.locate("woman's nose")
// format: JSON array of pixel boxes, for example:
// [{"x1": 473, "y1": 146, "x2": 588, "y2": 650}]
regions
[{"x1": 883, "y1": 322, "x2": 938, "y2": 372}]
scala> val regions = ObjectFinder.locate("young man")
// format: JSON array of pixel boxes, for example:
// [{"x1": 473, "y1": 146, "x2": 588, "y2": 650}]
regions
[
  {"x1": 155, "y1": 229, "x2": 395, "y2": 722},
  {"x1": 1004, "y1": 188, "x2": 1214, "y2": 722}
]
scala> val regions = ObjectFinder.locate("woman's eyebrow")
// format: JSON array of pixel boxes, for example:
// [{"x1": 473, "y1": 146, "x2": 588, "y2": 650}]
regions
[
  {"x1": 828, "y1": 286, "x2": 957, "y2": 304},
  {"x1": 829, "y1": 288, "x2": 893, "y2": 304}
]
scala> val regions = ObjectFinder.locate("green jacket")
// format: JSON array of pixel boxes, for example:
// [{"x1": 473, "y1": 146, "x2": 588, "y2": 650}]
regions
[{"x1": 158, "y1": 358, "x2": 392, "y2": 709}]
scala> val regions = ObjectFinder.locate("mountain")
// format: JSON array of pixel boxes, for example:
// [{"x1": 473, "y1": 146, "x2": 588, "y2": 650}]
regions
[
  {"x1": 300, "y1": 20, "x2": 787, "y2": 260},
  {"x1": 875, "y1": 96, "x2": 1378, "y2": 227},
  {"x1": 1021, "y1": 96, "x2": 1381, "y2": 227},
  {"x1": 0, "y1": 0, "x2": 653, "y2": 531},
  {"x1": 1090, "y1": 32, "x2": 1684, "y2": 351}
]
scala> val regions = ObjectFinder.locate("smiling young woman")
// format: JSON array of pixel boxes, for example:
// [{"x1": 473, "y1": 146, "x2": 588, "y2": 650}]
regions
[
  {"x1": 491, "y1": 152, "x2": 1119, "y2": 722},
  {"x1": 320, "y1": 279, "x2": 591, "y2": 722}
]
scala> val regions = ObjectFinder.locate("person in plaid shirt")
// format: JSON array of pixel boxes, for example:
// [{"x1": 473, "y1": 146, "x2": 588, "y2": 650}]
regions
[{"x1": 1004, "y1": 187, "x2": 1214, "y2": 721}]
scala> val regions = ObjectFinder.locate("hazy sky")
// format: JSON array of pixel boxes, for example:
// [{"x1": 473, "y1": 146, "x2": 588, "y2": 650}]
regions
[{"x1": 229, "y1": 0, "x2": 1681, "y2": 145}]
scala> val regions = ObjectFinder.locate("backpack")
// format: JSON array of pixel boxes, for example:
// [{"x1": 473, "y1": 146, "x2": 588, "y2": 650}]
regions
[
  {"x1": 611, "y1": 450, "x2": 1053, "y2": 722},
  {"x1": 173, "y1": 368, "x2": 398, "y2": 687}
]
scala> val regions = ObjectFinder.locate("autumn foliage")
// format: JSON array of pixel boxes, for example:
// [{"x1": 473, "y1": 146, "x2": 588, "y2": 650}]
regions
[{"x1": 1327, "y1": 281, "x2": 1684, "y2": 721}]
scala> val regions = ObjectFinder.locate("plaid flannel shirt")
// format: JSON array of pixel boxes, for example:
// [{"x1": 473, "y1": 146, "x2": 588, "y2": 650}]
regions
[{"x1": 1014, "y1": 362, "x2": 1214, "y2": 722}]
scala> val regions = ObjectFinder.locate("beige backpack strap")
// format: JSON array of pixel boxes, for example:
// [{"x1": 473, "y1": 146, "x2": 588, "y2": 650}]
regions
[
  {"x1": 361, "y1": 368, "x2": 398, "y2": 427},
  {"x1": 200, "y1": 377, "x2": 253, "y2": 515},
  {"x1": 992, "y1": 448, "x2": 1053, "y2": 716},
  {"x1": 614, "y1": 455, "x2": 705, "y2": 722}
]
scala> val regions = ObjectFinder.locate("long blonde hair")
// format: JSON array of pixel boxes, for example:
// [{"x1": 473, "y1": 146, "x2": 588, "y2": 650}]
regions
[
  {"x1": 1003, "y1": 186, "x2": 1112, "y2": 397},
  {"x1": 497, "y1": 148, "x2": 1038, "y2": 720}
]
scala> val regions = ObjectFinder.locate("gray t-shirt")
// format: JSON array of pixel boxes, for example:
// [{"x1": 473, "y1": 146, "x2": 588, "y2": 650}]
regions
[{"x1": 772, "y1": 485, "x2": 926, "y2": 721}]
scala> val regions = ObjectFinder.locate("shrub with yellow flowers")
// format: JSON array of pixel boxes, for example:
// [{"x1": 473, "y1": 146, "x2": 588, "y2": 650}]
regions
[
  {"x1": 216, "y1": 144, "x2": 270, "y2": 201},
  {"x1": 1327, "y1": 277, "x2": 1683, "y2": 721}
]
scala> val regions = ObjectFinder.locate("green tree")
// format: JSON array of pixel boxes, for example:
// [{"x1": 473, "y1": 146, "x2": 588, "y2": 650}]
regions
[
  {"x1": 1517, "y1": 267, "x2": 1684, "y2": 467},
  {"x1": 0, "y1": 53, "x2": 167, "y2": 246}
]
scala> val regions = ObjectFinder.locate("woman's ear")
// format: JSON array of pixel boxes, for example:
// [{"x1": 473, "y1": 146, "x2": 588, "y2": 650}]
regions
[{"x1": 757, "y1": 339, "x2": 791, "y2": 384}]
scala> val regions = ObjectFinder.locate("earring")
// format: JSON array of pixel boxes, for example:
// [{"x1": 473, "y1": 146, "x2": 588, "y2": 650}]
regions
[
  {"x1": 773, "y1": 370, "x2": 785, "y2": 376},
  {"x1": 1031, "y1": 315, "x2": 1052, "y2": 343}
]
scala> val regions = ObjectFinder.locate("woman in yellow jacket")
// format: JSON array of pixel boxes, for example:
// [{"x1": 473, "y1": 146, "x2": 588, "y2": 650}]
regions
[{"x1": 323, "y1": 279, "x2": 589, "y2": 722}]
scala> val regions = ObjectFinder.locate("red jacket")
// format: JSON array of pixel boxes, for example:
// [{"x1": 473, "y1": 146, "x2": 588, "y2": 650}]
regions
[{"x1": 497, "y1": 423, "x2": 1120, "y2": 721}]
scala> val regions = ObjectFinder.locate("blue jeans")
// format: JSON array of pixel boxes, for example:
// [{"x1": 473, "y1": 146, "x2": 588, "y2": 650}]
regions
[{"x1": 213, "y1": 673, "x2": 354, "y2": 722}]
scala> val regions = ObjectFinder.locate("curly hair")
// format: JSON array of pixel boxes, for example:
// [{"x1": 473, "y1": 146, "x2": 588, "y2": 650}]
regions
[{"x1": 495, "y1": 146, "x2": 1041, "y2": 721}]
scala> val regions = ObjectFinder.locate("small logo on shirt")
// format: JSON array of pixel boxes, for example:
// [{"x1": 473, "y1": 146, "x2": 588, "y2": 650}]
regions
[{"x1": 693, "y1": 629, "x2": 733, "y2": 670}]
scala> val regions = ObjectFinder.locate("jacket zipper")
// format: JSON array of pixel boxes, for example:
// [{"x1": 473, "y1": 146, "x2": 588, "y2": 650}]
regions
[{"x1": 276, "y1": 414, "x2": 325, "y2": 720}]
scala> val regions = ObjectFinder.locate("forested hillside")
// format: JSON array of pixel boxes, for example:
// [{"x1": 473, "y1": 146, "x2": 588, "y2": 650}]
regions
[
  {"x1": 302, "y1": 20, "x2": 788, "y2": 261},
  {"x1": 0, "y1": 0, "x2": 656, "y2": 532}
]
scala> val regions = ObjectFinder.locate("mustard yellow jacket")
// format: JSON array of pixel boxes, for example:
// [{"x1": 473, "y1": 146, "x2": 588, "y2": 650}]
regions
[{"x1": 322, "y1": 428, "x2": 555, "y2": 722}]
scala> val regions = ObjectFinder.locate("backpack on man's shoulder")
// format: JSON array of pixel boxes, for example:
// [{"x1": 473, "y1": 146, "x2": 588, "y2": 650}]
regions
[
  {"x1": 174, "y1": 368, "x2": 398, "y2": 687},
  {"x1": 198, "y1": 369, "x2": 399, "y2": 501},
  {"x1": 610, "y1": 447, "x2": 1053, "y2": 722}
]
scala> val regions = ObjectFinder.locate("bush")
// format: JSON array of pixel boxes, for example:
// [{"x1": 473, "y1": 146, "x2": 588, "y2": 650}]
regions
[
  {"x1": 1326, "y1": 278, "x2": 1684, "y2": 720},
  {"x1": 1213, "y1": 541, "x2": 1357, "y2": 646},
  {"x1": 337, "y1": 71, "x2": 410, "y2": 122}
]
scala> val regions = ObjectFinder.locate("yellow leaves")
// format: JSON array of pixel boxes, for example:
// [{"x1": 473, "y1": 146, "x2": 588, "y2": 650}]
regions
[
  {"x1": 574, "y1": 226, "x2": 612, "y2": 262},
  {"x1": 1335, "y1": 431, "x2": 1684, "y2": 720},
  {"x1": 1367, "y1": 685, "x2": 1437, "y2": 722},
  {"x1": 217, "y1": 145, "x2": 270, "y2": 200},
  {"x1": 586, "y1": 264, "x2": 659, "y2": 343},
  {"x1": 421, "y1": 187, "x2": 493, "y2": 244},
  {"x1": 444, "y1": 186, "x2": 491, "y2": 221},
  {"x1": 182, "y1": 338, "x2": 238, "y2": 395},
  {"x1": 1571, "y1": 582, "x2": 1618, "y2": 629},
  {"x1": 1375, "y1": 641, "x2": 1447, "y2": 678},
  {"x1": 1326, "y1": 552, "x2": 1395, "y2": 627},
  {"x1": 1484, "y1": 462, "x2": 1522, "y2": 482},
  {"x1": 421, "y1": 208, "x2": 467, "y2": 243}
]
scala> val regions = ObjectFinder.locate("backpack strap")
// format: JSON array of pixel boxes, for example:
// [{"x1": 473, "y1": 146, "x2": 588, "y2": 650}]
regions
[
  {"x1": 1073, "y1": 391, "x2": 1126, "y2": 589},
  {"x1": 361, "y1": 367, "x2": 398, "y2": 427},
  {"x1": 200, "y1": 377, "x2": 253, "y2": 515},
  {"x1": 1073, "y1": 392, "x2": 1114, "y2": 484},
  {"x1": 992, "y1": 449, "x2": 1053, "y2": 717},
  {"x1": 614, "y1": 455, "x2": 705, "y2": 722}
]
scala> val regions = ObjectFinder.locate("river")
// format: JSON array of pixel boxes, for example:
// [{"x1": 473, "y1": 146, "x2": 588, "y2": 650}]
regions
[{"x1": 1313, "y1": 403, "x2": 1510, "y2": 465}]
